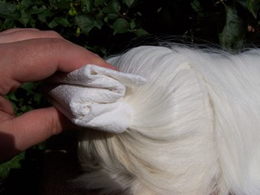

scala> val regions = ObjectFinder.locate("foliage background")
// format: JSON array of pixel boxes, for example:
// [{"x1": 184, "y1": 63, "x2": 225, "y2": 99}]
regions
[{"x1": 0, "y1": 0, "x2": 260, "y2": 194}]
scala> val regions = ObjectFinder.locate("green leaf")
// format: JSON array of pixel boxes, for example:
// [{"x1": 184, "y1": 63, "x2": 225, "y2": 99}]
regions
[
  {"x1": 48, "y1": 19, "x2": 58, "y2": 28},
  {"x1": 68, "y1": 3, "x2": 77, "y2": 16},
  {"x1": 33, "y1": 93, "x2": 42, "y2": 104},
  {"x1": 0, "y1": 152, "x2": 25, "y2": 180},
  {"x1": 48, "y1": 17, "x2": 71, "y2": 28},
  {"x1": 75, "y1": 14, "x2": 103, "y2": 33},
  {"x1": 21, "y1": 82, "x2": 34, "y2": 92},
  {"x1": 80, "y1": 0, "x2": 93, "y2": 12},
  {"x1": 30, "y1": 5, "x2": 47, "y2": 15},
  {"x1": 6, "y1": 91, "x2": 18, "y2": 102},
  {"x1": 112, "y1": 18, "x2": 129, "y2": 34},
  {"x1": 134, "y1": 28, "x2": 148, "y2": 36},
  {"x1": 96, "y1": 10, "x2": 105, "y2": 19},
  {"x1": 190, "y1": 0, "x2": 205, "y2": 17},
  {"x1": 236, "y1": 0, "x2": 260, "y2": 19},
  {"x1": 124, "y1": 0, "x2": 135, "y2": 7},
  {"x1": 219, "y1": 6, "x2": 246, "y2": 50},
  {"x1": 50, "y1": 0, "x2": 71, "y2": 10},
  {"x1": 21, "y1": 0, "x2": 34, "y2": 8},
  {"x1": 55, "y1": 17, "x2": 71, "y2": 27},
  {"x1": 130, "y1": 19, "x2": 136, "y2": 29},
  {"x1": 37, "y1": 9, "x2": 53, "y2": 23},
  {"x1": 3, "y1": 18, "x2": 15, "y2": 29},
  {"x1": 247, "y1": 0, "x2": 260, "y2": 18},
  {"x1": 94, "y1": 0, "x2": 104, "y2": 7},
  {"x1": 103, "y1": 0, "x2": 121, "y2": 14},
  {"x1": 19, "y1": 9, "x2": 31, "y2": 26},
  {"x1": 0, "y1": 1, "x2": 20, "y2": 20},
  {"x1": 110, "y1": 0, "x2": 121, "y2": 13},
  {"x1": 106, "y1": 13, "x2": 119, "y2": 20}
]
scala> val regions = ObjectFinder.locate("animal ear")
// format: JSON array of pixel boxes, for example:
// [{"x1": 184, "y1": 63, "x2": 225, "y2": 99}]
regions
[{"x1": 47, "y1": 65, "x2": 147, "y2": 133}]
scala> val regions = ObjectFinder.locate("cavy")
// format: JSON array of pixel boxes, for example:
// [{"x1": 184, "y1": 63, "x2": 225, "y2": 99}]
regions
[{"x1": 50, "y1": 45, "x2": 260, "y2": 195}]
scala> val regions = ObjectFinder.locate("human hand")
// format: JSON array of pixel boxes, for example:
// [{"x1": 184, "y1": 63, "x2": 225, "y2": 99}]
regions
[{"x1": 0, "y1": 28, "x2": 115, "y2": 163}]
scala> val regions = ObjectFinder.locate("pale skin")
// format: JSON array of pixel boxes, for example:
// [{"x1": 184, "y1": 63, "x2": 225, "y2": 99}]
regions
[{"x1": 0, "y1": 28, "x2": 116, "y2": 163}]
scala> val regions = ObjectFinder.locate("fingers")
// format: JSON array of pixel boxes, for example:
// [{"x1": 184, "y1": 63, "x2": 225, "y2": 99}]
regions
[
  {"x1": 0, "y1": 107, "x2": 73, "y2": 162},
  {"x1": 0, "y1": 96, "x2": 14, "y2": 118},
  {"x1": 0, "y1": 37, "x2": 116, "y2": 95},
  {"x1": 0, "y1": 28, "x2": 63, "y2": 43},
  {"x1": 10, "y1": 37, "x2": 113, "y2": 79},
  {"x1": 0, "y1": 28, "x2": 117, "y2": 162},
  {"x1": 0, "y1": 28, "x2": 39, "y2": 35}
]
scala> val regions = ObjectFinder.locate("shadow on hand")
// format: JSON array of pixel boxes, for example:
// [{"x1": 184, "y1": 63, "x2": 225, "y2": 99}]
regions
[{"x1": 0, "y1": 132, "x2": 20, "y2": 163}]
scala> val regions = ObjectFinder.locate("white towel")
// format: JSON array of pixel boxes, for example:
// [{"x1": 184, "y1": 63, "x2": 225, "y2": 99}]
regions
[{"x1": 48, "y1": 65, "x2": 147, "y2": 133}]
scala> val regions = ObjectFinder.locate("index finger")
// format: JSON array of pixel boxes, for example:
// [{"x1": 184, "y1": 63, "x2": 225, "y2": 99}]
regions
[
  {"x1": 0, "y1": 28, "x2": 63, "y2": 43},
  {"x1": 0, "y1": 38, "x2": 116, "y2": 94}
]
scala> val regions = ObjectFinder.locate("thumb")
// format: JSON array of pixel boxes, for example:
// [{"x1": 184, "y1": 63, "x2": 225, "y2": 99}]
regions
[{"x1": 0, "y1": 107, "x2": 73, "y2": 162}]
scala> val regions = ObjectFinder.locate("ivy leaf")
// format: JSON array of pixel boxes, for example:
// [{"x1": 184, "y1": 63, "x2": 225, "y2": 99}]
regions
[
  {"x1": 21, "y1": 0, "x2": 35, "y2": 8},
  {"x1": 33, "y1": 93, "x2": 42, "y2": 104},
  {"x1": 37, "y1": 9, "x2": 53, "y2": 23},
  {"x1": 68, "y1": 3, "x2": 77, "y2": 16},
  {"x1": 247, "y1": 0, "x2": 260, "y2": 18},
  {"x1": 56, "y1": 17, "x2": 71, "y2": 27},
  {"x1": 75, "y1": 14, "x2": 103, "y2": 34},
  {"x1": 106, "y1": 13, "x2": 119, "y2": 20},
  {"x1": 130, "y1": 19, "x2": 136, "y2": 29},
  {"x1": 81, "y1": 0, "x2": 93, "y2": 12},
  {"x1": 3, "y1": 19, "x2": 15, "y2": 29},
  {"x1": 19, "y1": 9, "x2": 31, "y2": 26},
  {"x1": 94, "y1": 0, "x2": 104, "y2": 7},
  {"x1": 110, "y1": 0, "x2": 121, "y2": 13},
  {"x1": 124, "y1": 0, "x2": 135, "y2": 8},
  {"x1": 219, "y1": 6, "x2": 246, "y2": 50},
  {"x1": 21, "y1": 82, "x2": 34, "y2": 92},
  {"x1": 236, "y1": 0, "x2": 260, "y2": 19},
  {"x1": 50, "y1": 0, "x2": 71, "y2": 10},
  {"x1": 30, "y1": 5, "x2": 47, "y2": 15},
  {"x1": 134, "y1": 28, "x2": 148, "y2": 36},
  {"x1": 0, "y1": 1, "x2": 20, "y2": 20},
  {"x1": 6, "y1": 91, "x2": 18, "y2": 102},
  {"x1": 113, "y1": 18, "x2": 129, "y2": 34},
  {"x1": 190, "y1": 0, "x2": 205, "y2": 17},
  {"x1": 48, "y1": 17, "x2": 71, "y2": 28},
  {"x1": 0, "y1": 152, "x2": 25, "y2": 180},
  {"x1": 103, "y1": 0, "x2": 121, "y2": 14}
]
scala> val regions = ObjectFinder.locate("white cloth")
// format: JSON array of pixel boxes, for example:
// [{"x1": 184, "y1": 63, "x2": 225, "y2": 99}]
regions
[{"x1": 48, "y1": 65, "x2": 146, "y2": 133}]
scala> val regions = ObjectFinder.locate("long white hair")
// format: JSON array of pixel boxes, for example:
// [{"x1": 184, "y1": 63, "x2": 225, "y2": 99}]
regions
[{"x1": 76, "y1": 45, "x2": 260, "y2": 195}]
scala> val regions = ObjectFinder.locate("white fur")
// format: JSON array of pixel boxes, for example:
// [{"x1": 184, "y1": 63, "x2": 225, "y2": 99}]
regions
[{"x1": 75, "y1": 45, "x2": 260, "y2": 195}]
